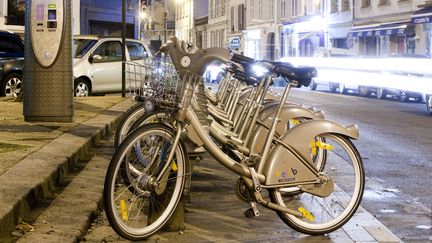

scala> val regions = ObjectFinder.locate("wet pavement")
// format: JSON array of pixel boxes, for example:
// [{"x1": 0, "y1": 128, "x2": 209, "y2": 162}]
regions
[{"x1": 284, "y1": 87, "x2": 432, "y2": 242}]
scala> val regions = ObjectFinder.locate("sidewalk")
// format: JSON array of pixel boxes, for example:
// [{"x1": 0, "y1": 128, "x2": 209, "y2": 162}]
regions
[
  {"x1": 83, "y1": 154, "x2": 401, "y2": 243},
  {"x1": 0, "y1": 96, "x2": 402, "y2": 242},
  {"x1": 0, "y1": 96, "x2": 135, "y2": 241}
]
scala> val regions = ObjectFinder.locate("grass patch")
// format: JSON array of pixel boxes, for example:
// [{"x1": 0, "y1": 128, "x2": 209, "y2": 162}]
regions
[{"x1": 0, "y1": 142, "x2": 31, "y2": 153}]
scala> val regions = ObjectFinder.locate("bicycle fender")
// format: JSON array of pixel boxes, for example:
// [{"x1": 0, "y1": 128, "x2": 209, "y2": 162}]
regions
[
  {"x1": 262, "y1": 120, "x2": 359, "y2": 186},
  {"x1": 247, "y1": 106, "x2": 324, "y2": 154}
]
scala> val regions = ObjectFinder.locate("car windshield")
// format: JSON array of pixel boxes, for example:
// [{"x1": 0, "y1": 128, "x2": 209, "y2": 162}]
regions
[{"x1": 73, "y1": 39, "x2": 97, "y2": 58}]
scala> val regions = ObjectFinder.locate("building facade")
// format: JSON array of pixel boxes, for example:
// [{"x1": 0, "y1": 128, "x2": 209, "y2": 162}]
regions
[
  {"x1": 411, "y1": 1, "x2": 432, "y2": 57},
  {"x1": 0, "y1": 0, "x2": 140, "y2": 39},
  {"x1": 140, "y1": 0, "x2": 176, "y2": 52},
  {"x1": 350, "y1": 0, "x2": 424, "y2": 56},
  {"x1": 227, "y1": 0, "x2": 246, "y2": 54},
  {"x1": 174, "y1": 0, "x2": 432, "y2": 59},
  {"x1": 326, "y1": 0, "x2": 353, "y2": 49},
  {"x1": 208, "y1": 0, "x2": 228, "y2": 48},
  {"x1": 278, "y1": 0, "x2": 326, "y2": 58},
  {"x1": 244, "y1": 0, "x2": 278, "y2": 60}
]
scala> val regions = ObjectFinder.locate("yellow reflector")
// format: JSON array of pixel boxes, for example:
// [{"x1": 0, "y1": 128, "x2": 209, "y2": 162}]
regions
[
  {"x1": 120, "y1": 200, "x2": 128, "y2": 222},
  {"x1": 298, "y1": 207, "x2": 315, "y2": 222},
  {"x1": 310, "y1": 140, "x2": 317, "y2": 156},
  {"x1": 316, "y1": 141, "x2": 334, "y2": 150},
  {"x1": 291, "y1": 119, "x2": 300, "y2": 125},
  {"x1": 172, "y1": 162, "x2": 178, "y2": 171}
]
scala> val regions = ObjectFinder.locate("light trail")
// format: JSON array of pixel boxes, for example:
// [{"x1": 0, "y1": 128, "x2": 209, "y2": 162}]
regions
[{"x1": 280, "y1": 57, "x2": 432, "y2": 94}]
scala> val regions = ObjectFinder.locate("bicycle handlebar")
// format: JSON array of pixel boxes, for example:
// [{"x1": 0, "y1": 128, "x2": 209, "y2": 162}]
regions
[{"x1": 159, "y1": 37, "x2": 231, "y2": 76}]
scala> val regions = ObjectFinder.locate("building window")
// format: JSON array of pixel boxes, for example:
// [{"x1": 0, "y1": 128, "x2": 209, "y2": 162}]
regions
[
  {"x1": 281, "y1": 0, "x2": 287, "y2": 19},
  {"x1": 238, "y1": 4, "x2": 245, "y2": 30},
  {"x1": 361, "y1": 0, "x2": 371, "y2": 8},
  {"x1": 210, "y1": 0, "x2": 215, "y2": 18},
  {"x1": 259, "y1": 0, "x2": 263, "y2": 20},
  {"x1": 231, "y1": 6, "x2": 235, "y2": 32},
  {"x1": 269, "y1": 0, "x2": 274, "y2": 20},
  {"x1": 330, "y1": 0, "x2": 338, "y2": 13},
  {"x1": 6, "y1": 0, "x2": 26, "y2": 26},
  {"x1": 379, "y1": 0, "x2": 389, "y2": 5},
  {"x1": 341, "y1": 0, "x2": 350, "y2": 11},
  {"x1": 249, "y1": 0, "x2": 254, "y2": 21},
  {"x1": 292, "y1": 0, "x2": 298, "y2": 17}
]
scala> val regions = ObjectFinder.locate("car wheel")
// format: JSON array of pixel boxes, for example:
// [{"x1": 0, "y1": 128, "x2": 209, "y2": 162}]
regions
[
  {"x1": 399, "y1": 91, "x2": 409, "y2": 102},
  {"x1": 74, "y1": 78, "x2": 91, "y2": 97},
  {"x1": 329, "y1": 82, "x2": 338, "y2": 93},
  {"x1": 309, "y1": 80, "x2": 317, "y2": 90},
  {"x1": 358, "y1": 86, "x2": 371, "y2": 97},
  {"x1": 426, "y1": 95, "x2": 432, "y2": 115},
  {"x1": 376, "y1": 88, "x2": 386, "y2": 99},
  {"x1": 1, "y1": 73, "x2": 23, "y2": 97},
  {"x1": 339, "y1": 83, "x2": 348, "y2": 94}
]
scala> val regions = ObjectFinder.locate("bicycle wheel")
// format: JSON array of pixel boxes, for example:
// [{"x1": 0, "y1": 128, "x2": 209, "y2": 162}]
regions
[
  {"x1": 114, "y1": 103, "x2": 146, "y2": 149},
  {"x1": 129, "y1": 110, "x2": 172, "y2": 132},
  {"x1": 269, "y1": 134, "x2": 364, "y2": 235},
  {"x1": 104, "y1": 123, "x2": 188, "y2": 240}
]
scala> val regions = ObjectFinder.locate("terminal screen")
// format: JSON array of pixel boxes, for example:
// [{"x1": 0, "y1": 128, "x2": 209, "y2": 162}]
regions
[
  {"x1": 36, "y1": 5, "x2": 44, "y2": 21},
  {"x1": 48, "y1": 10, "x2": 57, "y2": 20}
]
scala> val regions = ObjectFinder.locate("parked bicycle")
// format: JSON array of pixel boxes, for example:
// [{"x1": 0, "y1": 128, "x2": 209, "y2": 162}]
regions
[{"x1": 104, "y1": 37, "x2": 364, "y2": 241}]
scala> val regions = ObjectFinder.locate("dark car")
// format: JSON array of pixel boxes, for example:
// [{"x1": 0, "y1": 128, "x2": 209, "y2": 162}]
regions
[
  {"x1": 0, "y1": 30, "x2": 24, "y2": 97},
  {"x1": 376, "y1": 53, "x2": 429, "y2": 102}
]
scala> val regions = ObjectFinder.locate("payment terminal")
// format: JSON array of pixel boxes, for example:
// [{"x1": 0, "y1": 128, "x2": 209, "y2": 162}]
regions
[{"x1": 24, "y1": 0, "x2": 73, "y2": 122}]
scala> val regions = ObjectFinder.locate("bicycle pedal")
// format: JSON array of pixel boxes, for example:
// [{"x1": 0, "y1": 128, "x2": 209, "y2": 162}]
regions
[
  {"x1": 244, "y1": 202, "x2": 260, "y2": 218},
  {"x1": 245, "y1": 154, "x2": 261, "y2": 167}
]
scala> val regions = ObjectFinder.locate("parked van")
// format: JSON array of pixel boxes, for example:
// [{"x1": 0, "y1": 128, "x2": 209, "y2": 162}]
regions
[{"x1": 73, "y1": 35, "x2": 152, "y2": 96}]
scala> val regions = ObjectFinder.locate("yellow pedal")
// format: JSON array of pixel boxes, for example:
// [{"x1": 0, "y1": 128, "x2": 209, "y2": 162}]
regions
[
  {"x1": 120, "y1": 200, "x2": 128, "y2": 222},
  {"x1": 298, "y1": 207, "x2": 315, "y2": 222},
  {"x1": 172, "y1": 162, "x2": 178, "y2": 172}
]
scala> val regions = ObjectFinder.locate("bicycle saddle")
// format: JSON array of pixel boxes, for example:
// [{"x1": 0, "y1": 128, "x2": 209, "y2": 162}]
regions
[
  {"x1": 272, "y1": 64, "x2": 317, "y2": 87},
  {"x1": 160, "y1": 37, "x2": 231, "y2": 76}
]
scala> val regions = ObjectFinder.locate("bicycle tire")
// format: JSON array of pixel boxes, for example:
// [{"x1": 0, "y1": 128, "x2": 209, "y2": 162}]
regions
[
  {"x1": 269, "y1": 134, "x2": 364, "y2": 235},
  {"x1": 114, "y1": 103, "x2": 146, "y2": 149},
  {"x1": 104, "y1": 123, "x2": 188, "y2": 240}
]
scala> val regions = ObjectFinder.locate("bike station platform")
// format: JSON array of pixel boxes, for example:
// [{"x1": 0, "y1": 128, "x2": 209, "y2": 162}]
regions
[
  {"x1": 82, "y1": 154, "x2": 401, "y2": 243},
  {"x1": 0, "y1": 96, "x2": 401, "y2": 242}
]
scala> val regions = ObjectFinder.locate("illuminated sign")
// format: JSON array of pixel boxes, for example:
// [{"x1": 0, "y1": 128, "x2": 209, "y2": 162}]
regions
[
  {"x1": 412, "y1": 16, "x2": 431, "y2": 24},
  {"x1": 230, "y1": 37, "x2": 241, "y2": 49}
]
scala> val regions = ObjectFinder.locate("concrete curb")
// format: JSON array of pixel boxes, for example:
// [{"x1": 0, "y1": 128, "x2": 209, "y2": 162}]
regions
[{"x1": 0, "y1": 99, "x2": 134, "y2": 240}]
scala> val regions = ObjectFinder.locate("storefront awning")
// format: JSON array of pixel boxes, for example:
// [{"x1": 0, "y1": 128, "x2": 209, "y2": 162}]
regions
[
  {"x1": 348, "y1": 22, "x2": 414, "y2": 37},
  {"x1": 412, "y1": 6, "x2": 432, "y2": 24}
]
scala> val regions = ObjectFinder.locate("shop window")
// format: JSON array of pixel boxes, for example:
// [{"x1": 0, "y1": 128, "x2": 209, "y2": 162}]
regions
[
  {"x1": 6, "y1": 0, "x2": 26, "y2": 26},
  {"x1": 361, "y1": 0, "x2": 371, "y2": 8},
  {"x1": 341, "y1": 0, "x2": 350, "y2": 11}
]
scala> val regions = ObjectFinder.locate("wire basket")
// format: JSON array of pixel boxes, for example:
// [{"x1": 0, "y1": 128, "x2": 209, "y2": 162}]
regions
[{"x1": 126, "y1": 56, "x2": 182, "y2": 110}]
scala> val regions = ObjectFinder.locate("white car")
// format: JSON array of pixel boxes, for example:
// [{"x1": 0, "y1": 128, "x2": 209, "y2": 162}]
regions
[
  {"x1": 73, "y1": 35, "x2": 152, "y2": 96},
  {"x1": 309, "y1": 47, "x2": 375, "y2": 96},
  {"x1": 426, "y1": 94, "x2": 432, "y2": 115}
]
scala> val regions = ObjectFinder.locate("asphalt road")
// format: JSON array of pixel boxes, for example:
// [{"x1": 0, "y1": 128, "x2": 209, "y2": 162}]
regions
[{"x1": 284, "y1": 87, "x2": 432, "y2": 242}]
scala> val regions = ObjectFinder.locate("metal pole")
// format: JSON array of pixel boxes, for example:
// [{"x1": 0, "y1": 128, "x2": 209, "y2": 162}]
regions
[
  {"x1": 164, "y1": 0, "x2": 167, "y2": 43},
  {"x1": 122, "y1": 0, "x2": 126, "y2": 97}
]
